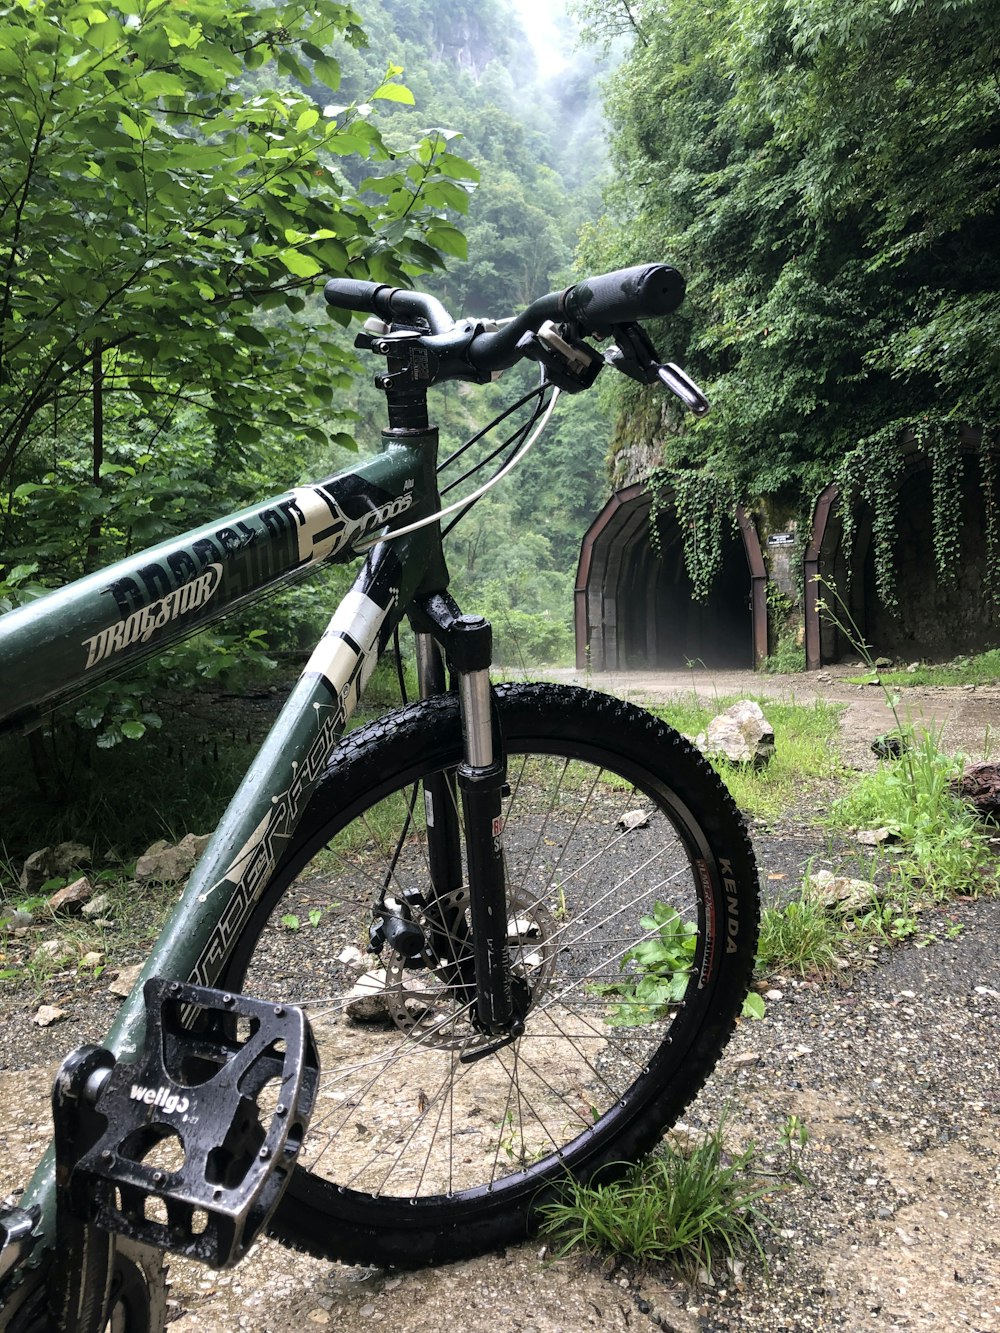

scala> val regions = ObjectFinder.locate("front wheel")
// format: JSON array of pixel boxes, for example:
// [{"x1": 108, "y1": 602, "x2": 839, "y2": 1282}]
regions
[{"x1": 220, "y1": 684, "x2": 759, "y2": 1267}]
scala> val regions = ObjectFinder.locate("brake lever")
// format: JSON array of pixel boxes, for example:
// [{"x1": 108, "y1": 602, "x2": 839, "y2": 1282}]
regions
[
  {"x1": 605, "y1": 322, "x2": 711, "y2": 417},
  {"x1": 655, "y1": 362, "x2": 711, "y2": 417},
  {"x1": 515, "y1": 320, "x2": 603, "y2": 393}
]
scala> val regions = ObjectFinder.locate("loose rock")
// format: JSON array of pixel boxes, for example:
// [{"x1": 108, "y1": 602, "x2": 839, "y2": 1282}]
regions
[
  {"x1": 34, "y1": 1005, "x2": 67, "y2": 1027},
  {"x1": 953, "y1": 760, "x2": 1000, "y2": 821},
  {"x1": 135, "y1": 832, "x2": 213, "y2": 883},
  {"x1": 32, "y1": 938, "x2": 75, "y2": 967},
  {"x1": 345, "y1": 969, "x2": 393, "y2": 1022},
  {"x1": 806, "y1": 869, "x2": 881, "y2": 915},
  {"x1": 617, "y1": 809, "x2": 650, "y2": 832},
  {"x1": 108, "y1": 961, "x2": 144, "y2": 998},
  {"x1": 695, "y1": 701, "x2": 775, "y2": 766},
  {"x1": 47, "y1": 875, "x2": 93, "y2": 914},
  {"x1": 18, "y1": 841, "x2": 91, "y2": 893},
  {"x1": 1, "y1": 908, "x2": 34, "y2": 930},
  {"x1": 81, "y1": 892, "x2": 112, "y2": 920},
  {"x1": 855, "y1": 826, "x2": 898, "y2": 846}
]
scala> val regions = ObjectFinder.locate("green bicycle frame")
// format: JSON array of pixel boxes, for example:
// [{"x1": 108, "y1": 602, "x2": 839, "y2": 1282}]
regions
[{"x1": 0, "y1": 428, "x2": 448, "y2": 1241}]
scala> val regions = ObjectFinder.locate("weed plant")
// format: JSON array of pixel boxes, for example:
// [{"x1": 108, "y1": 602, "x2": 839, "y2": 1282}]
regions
[
  {"x1": 760, "y1": 633, "x2": 805, "y2": 675},
  {"x1": 756, "y1": 896, "x2": 841, "y2": 978},
  {"x1": 592, "y1": 902, "x2": 697, "y2": 1026},
  {"x1": 539, "y1": 1125, "x2": 777, "y2": 1280}
]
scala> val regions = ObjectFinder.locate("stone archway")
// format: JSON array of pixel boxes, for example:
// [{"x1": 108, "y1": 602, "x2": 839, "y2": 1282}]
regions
[
  {"x1": 804, "y1": 427, "x2": 1000, "y2": 667},
  {"x1": 575, "y1": 484, "x2": 767, "y2": 670}
]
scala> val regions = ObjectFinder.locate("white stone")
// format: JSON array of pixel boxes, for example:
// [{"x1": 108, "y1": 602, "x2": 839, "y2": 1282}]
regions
[
  {"x1": 34, "y1": 1004, "x2": 67, "y2": 1026},
  {"x1": 698, "y1": 700, "x2": 775, "y2": 765}
]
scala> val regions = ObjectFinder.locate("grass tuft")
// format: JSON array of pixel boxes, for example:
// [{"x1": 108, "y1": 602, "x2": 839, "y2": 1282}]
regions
[
  {"x1": 756, "y1": 895, "x2": 842, "y2": 979},
  {"x1": 539, "y1": 1123, "x2": 780, "y2": 1281}
]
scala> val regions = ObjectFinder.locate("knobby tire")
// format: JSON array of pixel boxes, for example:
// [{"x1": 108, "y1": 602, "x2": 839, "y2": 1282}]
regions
[{"x1": 219, "y1": 684, "x2": 759, "y2": 1267}]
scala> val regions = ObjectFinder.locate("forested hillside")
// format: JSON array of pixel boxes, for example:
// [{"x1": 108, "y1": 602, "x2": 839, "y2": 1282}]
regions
[
  {"x1": 579, "y1": 0, "x2": 1000, "y2": 580},
  {"x1": 318, "y1": 0, "x2": 614, "y2": 665}
]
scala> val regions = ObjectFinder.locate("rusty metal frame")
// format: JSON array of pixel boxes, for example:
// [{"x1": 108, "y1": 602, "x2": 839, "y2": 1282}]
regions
[{"x1": 803, "y1": 483, "x2": 840, "y2": 671}]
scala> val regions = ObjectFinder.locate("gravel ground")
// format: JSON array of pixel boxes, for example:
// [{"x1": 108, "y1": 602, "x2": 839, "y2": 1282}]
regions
[{"x1": 1, "y1": 670, "x2": 998, "y2": 1331}]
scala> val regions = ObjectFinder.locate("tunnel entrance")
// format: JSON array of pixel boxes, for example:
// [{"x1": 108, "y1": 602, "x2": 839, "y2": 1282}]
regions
[
  {"x1": 575, "y1": 484, "x2": 766, "y2": 670},
  {"x1": 805, "y1": 429, "x2": 1000, "y2": 666}
]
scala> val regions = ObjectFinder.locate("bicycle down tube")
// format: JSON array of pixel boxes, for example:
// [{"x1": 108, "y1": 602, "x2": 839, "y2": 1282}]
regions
[{"x1": 1, "y1": 430, "x2": 450, "y2": 1245}]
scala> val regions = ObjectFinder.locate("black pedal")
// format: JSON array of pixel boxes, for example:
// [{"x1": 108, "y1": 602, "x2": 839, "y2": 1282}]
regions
[{"x1": 67, "y1": 978, "x2": 319, "y2": 1268}]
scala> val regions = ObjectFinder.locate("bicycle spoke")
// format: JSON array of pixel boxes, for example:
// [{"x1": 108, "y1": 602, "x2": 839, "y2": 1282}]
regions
[{"x1": 235, "y1": 710, "x2": 735, "y2": 1212}]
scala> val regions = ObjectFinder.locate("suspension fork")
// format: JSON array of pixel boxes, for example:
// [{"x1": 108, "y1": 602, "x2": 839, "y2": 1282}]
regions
[{"x1": 411, "y1": 595, "x2": 516, "y2": 1036}]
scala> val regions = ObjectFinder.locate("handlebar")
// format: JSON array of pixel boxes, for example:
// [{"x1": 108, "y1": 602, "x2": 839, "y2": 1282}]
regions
[
  {"x1": 320, "y1": 278, "x2": 456, "y2": 336},
  {"x1": 323, "y1": 262, "x2": 686, "y2": 376},
  {"x1": 560, "y1": 264, "x2": 686, "y2": 330}
]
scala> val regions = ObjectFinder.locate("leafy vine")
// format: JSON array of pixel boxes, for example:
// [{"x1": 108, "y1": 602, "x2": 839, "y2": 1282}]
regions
[
  {"x1": 648, "y1": 468, "x2": 737, "y2": 602},
  {"x1": 920, "y1": 420, "x2": 963, "y2": 586},
  {"x1": 980, "y1": 429, "x2": 1000, "y2": 608},
  {"x1": 836, "y1": 427, "x2": 904, "y2": 612}
]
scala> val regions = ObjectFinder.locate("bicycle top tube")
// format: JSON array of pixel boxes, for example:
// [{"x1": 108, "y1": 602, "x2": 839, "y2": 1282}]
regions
[
  {"x1": 0, "y1": 442, "x2": 439, "y2": 734},
  {"x1": 324, "y1": 262, "x2": 687, "y2": 380}
]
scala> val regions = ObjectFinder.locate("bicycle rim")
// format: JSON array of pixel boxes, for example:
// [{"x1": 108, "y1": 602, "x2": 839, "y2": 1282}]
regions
[{"x1": 220, "y1": 684, "x2": 758, "y2": 1265}]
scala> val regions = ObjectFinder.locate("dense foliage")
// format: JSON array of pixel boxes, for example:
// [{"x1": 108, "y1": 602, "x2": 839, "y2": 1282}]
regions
[
  {"x1": 0, "y1": 0, "x2": 481, "y2": 597},
  {"x1": 0, "y1": 0, "x2": 611, "y2": 842},
  {"x1": 580, "y1": 0, "x2": 1000, "y2": 507},
  {"x1": 327, "y1": 0, "x2": 605, "y2": 315},
  {"x1": 295, "y1": 0, "x2": 613, "y2": 665}
]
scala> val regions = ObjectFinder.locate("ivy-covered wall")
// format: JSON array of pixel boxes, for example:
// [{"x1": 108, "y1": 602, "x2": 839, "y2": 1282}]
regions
[{"x1": 811, "y1": 429, "x2": 1000, "y2": 664}]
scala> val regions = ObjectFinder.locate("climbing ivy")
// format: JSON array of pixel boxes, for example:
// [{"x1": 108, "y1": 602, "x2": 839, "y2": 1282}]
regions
[
  {"x1": 835, "y1": 428, "x2": 904, "y2": 613},
  {"x1": 648, "y1": 468, "x2": 737, "y2": 603},
  {"x1": 921, "y1": 422, "x2": 963, "y2": 587},
  {"x1": 981, "y1": 432, "x2": 1000, "y2": 608}
]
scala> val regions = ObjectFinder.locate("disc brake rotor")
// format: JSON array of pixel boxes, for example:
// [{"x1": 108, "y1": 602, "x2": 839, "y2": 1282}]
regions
[{"x1": 383, "y1": 886, "x2": 555, "y2": 1051}]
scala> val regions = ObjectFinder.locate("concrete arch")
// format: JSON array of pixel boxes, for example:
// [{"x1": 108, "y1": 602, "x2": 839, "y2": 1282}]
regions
[
  {"x1": 804, "y1": 427, "x2": 1000, "y2": 667},
  {"x1": 575, "y1": 484, "x2": 767, "y2": 670}
]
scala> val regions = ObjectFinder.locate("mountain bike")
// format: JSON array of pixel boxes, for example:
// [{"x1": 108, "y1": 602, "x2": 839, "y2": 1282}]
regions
[{"x1": 0, "y1": 263, "x2": 759, "y2": 1330}]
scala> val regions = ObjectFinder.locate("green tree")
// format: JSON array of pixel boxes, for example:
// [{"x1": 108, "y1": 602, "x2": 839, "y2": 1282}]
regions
[
  {"x1": 582, "y1": 0, "x2": 1000, "y2": 502},
  {"x1": 0, "y1": 0, "x2": 476, "y2": 580}
]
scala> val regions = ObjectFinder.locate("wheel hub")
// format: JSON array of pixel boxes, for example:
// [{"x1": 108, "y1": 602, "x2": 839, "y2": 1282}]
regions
[{"x1": 383, "y1": 886, "x2": 555, "y2": 1051}]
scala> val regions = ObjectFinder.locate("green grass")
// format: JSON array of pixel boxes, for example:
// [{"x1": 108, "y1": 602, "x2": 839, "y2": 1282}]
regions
[
  {"x1": 539, "y1": 1124, "x2": 779, "y2": 1280},
  {"x1": 845, "y1": 648, "x2": 1000, "y2": 688},
  {"x1": 756, "y1": 895, "x2": 842, "y2": 978},
  {"x1": 827, "y1": 727, "x2": 993, "y2": 898},
  {"x1": 653, "y1": 696, "x2": 845, "y2": 819}
]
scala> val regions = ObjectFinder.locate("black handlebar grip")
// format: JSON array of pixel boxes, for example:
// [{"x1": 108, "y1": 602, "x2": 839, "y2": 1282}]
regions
[
  {"x1": 323, "y1": 278, "x2": 393, "y2": 317},
  {"x1": 324, "y1": 278, "x2": 455, "y2": 334},
  {"x1": 560, "y1": 263, "x2": 686, "y2": 331}
]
